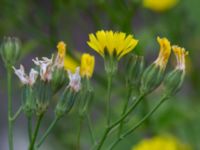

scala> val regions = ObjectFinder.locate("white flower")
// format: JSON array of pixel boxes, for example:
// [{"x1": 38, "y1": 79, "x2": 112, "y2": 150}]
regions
[
  {"x1": 67, "y1": 67, "x2": 81, "y2": 92},
  {"x1": 32, "y1": 57, "x2": 53, "y2": 81},
  {"x1": 13, "y1": 65, "x2": 38, "y2": 86}
]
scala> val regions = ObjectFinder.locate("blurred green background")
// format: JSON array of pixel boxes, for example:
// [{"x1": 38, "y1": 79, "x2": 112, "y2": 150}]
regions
[{"x1": 0, "y1": 0, "x2": 200, "y2": 150}]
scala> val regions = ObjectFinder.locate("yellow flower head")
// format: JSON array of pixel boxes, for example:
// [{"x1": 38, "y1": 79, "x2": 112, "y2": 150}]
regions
[
  {"x1": 172, "y1": 45, "x2": 188, "y2": 71},
  {"x1": 143, "y1": 0, "x2": 179, "y2": 12},
  {"x1": 154, "y1": 36, "x2": 171, "y2": 70},
  {"x1": 57, "y1": 41, "x2": 66, "y2": 58},
  {"x1": 64, "y1": 55, "x2": 79, "y2": 73},
  {"x1": 87, "y1": 30, "x2": 138, "y2": 60},
  {"x1": 133, "y1": 135, "x2": 191, "y2": 150},
  {"x1": 80, "y1": 53, "x2": 95, "y2": 78}
]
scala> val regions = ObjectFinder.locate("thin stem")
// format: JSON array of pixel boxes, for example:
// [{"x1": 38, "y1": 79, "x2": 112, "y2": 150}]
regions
[
  {"x1": 96, "y1": 128, "x2": 110, "y2": 150},
  {"x1": 108, "y1": 96, "x2": 168, "y2": 150},
  {"x1": 117, "y1": 86, "x2": 132, "y2": 137},
  {"x1": 28, "y1": 117, "x2": 32, "y2": 143},
  {"x1": 87, "y1": 114, "x2": 96, "y2": 144},
  {"x1": 95, "y1": 94, "x2": 144, "y2": 150},
  {"x1": 37, "y1": 116, "x2": 60, "y2": 148},
  {"x1": 9, "y1": 106, "x2": 22, "y2": 121},
  {"x1": 77, "y1": 116, "x2": 84, "y2": 150},
  {"x1": 29, "y1": 114, "x2": 44, "y2": 150},
  {"x1": 106, "y1": 75, "x2": 112, "y2": 126},
  {"x1": 7, "y1": 67, "x2": 14, "y2": 150}
]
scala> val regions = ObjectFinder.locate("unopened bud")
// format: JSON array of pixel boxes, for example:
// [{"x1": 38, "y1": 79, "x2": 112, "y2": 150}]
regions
[
  {"x1": 51, "y1": 68, "x2": 67, "y2": 93},
  {"x1": 21, "y1": 85, "x2": 36, "y2": 117},
  {"x1": 0, "y1": 37, "x2": 21, "y2": 66},
  {"x1": 126, "y1": 54, "x2": 144, "y2": 86},
  {"x1": 34, "y1": 81, "x2": 52, "y2": 116},
  {"x1": 140, "y1": 63, "x2": 164, "y2": 94},
  {"x1": 55, "y1": 88, "x2": 79, "y2": 117},
  {"x1": 78, "y1": 78, "x2": 94, "y2": 116},
  {"x1": 163, "y1": 69, "x2": 185, "y2": 96}
]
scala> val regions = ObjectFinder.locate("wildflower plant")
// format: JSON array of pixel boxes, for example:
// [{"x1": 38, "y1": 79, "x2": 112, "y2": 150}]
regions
[{"x1": 0, "y1": 30, "x2": 189, "y2": 150}]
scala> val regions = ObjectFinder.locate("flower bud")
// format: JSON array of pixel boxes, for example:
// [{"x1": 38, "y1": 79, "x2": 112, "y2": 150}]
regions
[
  {"x1": 78, "y1": 78, "x2": 94, "y2": 116},
  {"x1": 80, "y1": 53, "x2": 95, "y2": 78},
  {"x1": 55, "y1": 67, "x2": 81, "y2": 117},
  {"x1": 0, "y1": 37, "x2": 21, "y2": 66},
  {"x1": 126, "y1": 54, "x2": 144, "y2": 86},
  {"x1": 55, "y1": 87, "x2": 79, "y2": 117},
  {"x1": 34, "y1": 81, "x2": 52, "y2": 116},
  {"x1": 163, "y1": 69, "x2": 185, "y2": 96},
  {"x1": 140, "y1": 37, "x2": 171, "y2": 95},
  {"x1": 140, "y1": 63, "x2": 164, "y2": 94},
  {"x1": 163, "y1": 45, "x2": 188, "y2": 96},
  {"x1": 21, "y1": 85, "x2": 36, "y2": 117},
  {"x1": 51, "y1": 68, "x2": 67, "y2": 93}
]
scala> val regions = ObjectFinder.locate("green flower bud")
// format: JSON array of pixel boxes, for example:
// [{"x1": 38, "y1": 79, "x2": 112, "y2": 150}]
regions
[
  {"x1": 51, "y1": 68, "x2": 67, "y2": 93},
  {"x1": 34, "y1": 81, "x2": 52, "y2": 116},
  {"x1": 55, "y1": 88, "x2": 79, "y2": 117},
  {"x1": 140, "y1": 63, "x2": 164, "y2": 95},
  {"x1": 0, "y1": 37, "x2": 21, "y2": 66},
  {"x1": 78, "y1": 78, "x2": 94, "y2": 116},
  {"x1": 21, "y1": 85, "x2": 36, "y2": 117},
  {"x1": 126, "y1": 54, "x2": 144, "y2": 86},
  {"x1": 163, "y1": 69, "x2": 185, "y2": 96}
]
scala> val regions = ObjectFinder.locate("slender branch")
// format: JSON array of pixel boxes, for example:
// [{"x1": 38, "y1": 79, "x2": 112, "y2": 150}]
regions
[
  {"x1": 36, "y1": 116, "x2": 60, "y2": 148},
  {"x1": 95, "y1": 94, "x2": 145, "y2": 150},
  {"x1": 29, "y1": 114, "x2": 44, "y2": 150},
  {"x1": 87, "y1": 114, "x2": 96, "y2": 144},
  {"x1": 9, "y1": 106, "x2": 22, "y2": 121},
  {"x1": 108, "y1": 96, "x2": 168, "y2": 150},
  {"x1": 7, "y1": 67, "x2": 14, "y2": 150}
]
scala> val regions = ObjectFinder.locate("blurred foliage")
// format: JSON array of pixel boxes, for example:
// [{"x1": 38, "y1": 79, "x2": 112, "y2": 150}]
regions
[{"x1": 1, "y1": 0, "x2": 200, "y2": 150}]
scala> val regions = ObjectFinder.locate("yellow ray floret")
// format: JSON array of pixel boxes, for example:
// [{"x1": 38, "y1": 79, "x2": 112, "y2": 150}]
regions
[
  {"x1": 57, "y1": 41, "x2": 66, "y2": 58},
  {"x1": 143, "y1": 0, "x2": 179, "y2": 12},
  {"x1": 80, "y1": 53, "x2": 95, "y2": 78},
  {"x1": 132, "y1": 135, "x2": 191, "y2": 150},
  {"x1": 172, "y1": 45, "x2": 188, "y2": 71},
  {"x1": 64, "y1": 55, "x2": 79, "y2": 73},
  {"x1": 87, "y1": 30, "x2": 138, "y2": 60},
  {"x1": 154, "y1": 36, "x2": 171, "y2": 69}
]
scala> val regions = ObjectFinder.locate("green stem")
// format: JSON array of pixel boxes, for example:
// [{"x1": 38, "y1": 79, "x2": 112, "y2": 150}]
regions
[
  {"x1": 29, "y1": 114, "x2": 44, "y2": 150},
  {"x1": 36, "y1": 116, "x2": 60, "y2": 148},
  {"x1": 95, "y1": 94, "x2": 144, "y2": 150},
  {"x1": 96, "y1": 128, "x2": 110, "y2": 150},
  {"x1": 117, "y1": 86, "x2": 132, "y2": 137},
  {"x1": 28, "y1": 117, "x2": 32, "y2": 143},
  {"x1": 87, "y1": 114, "x2": 96, "y2": 144},
  {"x1": 108, "y1": 96, "x2": 168, "y2": 150},
  {"x1": 106, "y1": 75, "x2": 113, "y2": 126},
  {"x1": 77, "y1": 116, "x2": 84, "y2": 150},
  {"x1": 7, "y1": 67, "x2": 14, "y2": 150}
]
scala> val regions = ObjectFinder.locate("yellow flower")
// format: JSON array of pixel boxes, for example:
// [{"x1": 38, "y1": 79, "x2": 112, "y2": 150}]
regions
[
  {"x1": 132, "y1": 136, "x2": 191, "y2": 150},
  {"x1": 143, "y1": 0, "x2": 179, "y2": 12},
  {"x1": 172, "y1": 45, "x2": 188, "y2": 71},
  {"x1": 57, "y1": 41, "x2": 66, "y2": 58},
  {"x1": 64, "y1": 55, "x2": 79, "y2": 73},
  {"x1": 87, "y1": 30, "x2": 138, "y2": 60},
  {"x1": 80, "y1": 53, "x2": 95, "y2": 78},
  {"x1": 154, "y1": 37, "x2": 171, "y2": 70}
]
